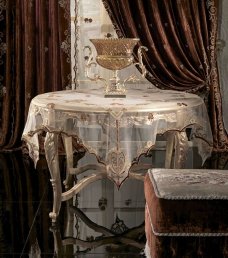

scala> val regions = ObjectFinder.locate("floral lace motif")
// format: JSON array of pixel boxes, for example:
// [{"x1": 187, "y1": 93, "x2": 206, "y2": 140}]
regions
[
  {"x1": 59, "y1": 0, "x2": 71, "y2": 89},
  {"x1": 59, "y1": 0, "x2": 71, "y2": 62}
]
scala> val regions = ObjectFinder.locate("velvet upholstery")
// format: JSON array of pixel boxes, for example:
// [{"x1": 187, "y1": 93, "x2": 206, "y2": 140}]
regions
[{"x1": 144, "y1": 170, "x2": 228, "y2": 257}]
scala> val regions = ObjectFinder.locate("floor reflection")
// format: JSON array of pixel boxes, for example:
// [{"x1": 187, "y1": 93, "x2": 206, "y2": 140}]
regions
[
  {"x1": 1, "y1": 150, "x2": 228, "y2": 257},
  {"x1": 49, "y1": 204, "x2": 145, "y2": 257},
  {"x1": 0, "y1": 151, "x2": 146, "y2": 257},
  {"x1": 0, "y1": 151, "x2": 54, "y2": 257}
]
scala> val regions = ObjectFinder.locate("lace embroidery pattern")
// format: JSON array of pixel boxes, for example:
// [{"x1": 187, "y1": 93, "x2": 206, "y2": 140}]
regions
[
  {"x1": 148, "y1": 169, "x2": 228, "y2": 200},
  {"x1": 101, "y1": 0, "x2": 172, "y2": 90},
  {"x1": 59, "y1": 0, "x2": 70, "y2": 19},
  {"x1": 101, "y1": 0, "x2": 124, "y2": 39},
  {"x1": 207, "y1": 0, "x2": 228, "y2": 151},
  {"x1": 59, "y1": 0, "x2": 71, "y2": 62},
  {"x1": 59, "y1": 0, "x2": 72, "y2": 89}
]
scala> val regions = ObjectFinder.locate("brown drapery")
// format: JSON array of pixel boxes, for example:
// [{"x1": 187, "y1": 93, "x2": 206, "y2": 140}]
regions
[
  {"x1": 0, "y1": 0, "x2": 71, "y2": 150},
  {"x1": 102, "y1": 0, "x2": 228, "y2": 151}
]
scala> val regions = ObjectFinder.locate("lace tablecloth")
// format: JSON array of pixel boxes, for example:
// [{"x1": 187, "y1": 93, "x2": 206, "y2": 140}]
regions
[{"x1": 22, "y1": 86, "x2": 213, "y2": 186}]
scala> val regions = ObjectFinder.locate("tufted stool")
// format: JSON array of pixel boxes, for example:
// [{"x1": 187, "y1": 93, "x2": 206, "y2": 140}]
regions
[{"x1": 144, "y1": 169, "x2": 228, "y2": 258}]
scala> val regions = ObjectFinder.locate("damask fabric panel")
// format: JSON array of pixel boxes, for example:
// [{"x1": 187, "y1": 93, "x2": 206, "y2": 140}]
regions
[
  {"x1": 103, "y1": 0, "x2": 228, "y2": 152},
  {"x1": 0, "y1": 0, "x2": 71, "y2": 150},
  {"x1": 144, "y1": 169, "x2": 228, "y2": 258},
  {"x1": 22, "y1": 85, "x2": 213, "y2": 185},
  {"x1": 102, "y1": 0, "x2": 216, "y2": 91}
]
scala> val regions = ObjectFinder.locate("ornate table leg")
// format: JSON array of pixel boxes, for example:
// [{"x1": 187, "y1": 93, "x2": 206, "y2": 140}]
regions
[
  {"x1": 62, "y1": 135, "x2": 74, "y2": 190},
  {"x1": 44, "y1": 132, "x2": 62, "y2": 223},
  {"x1": 173, "y1": 131, "x2": 189, "y2": 168},
  {"x1": 165, "y1": 132, "x2": 175, "y2": 168},
  {"x1": 50, "y1": 225, "x2": 62, "y2": 256},
  {"x1": 62, "y1": 135, "x2": 75, "y2": 234}
]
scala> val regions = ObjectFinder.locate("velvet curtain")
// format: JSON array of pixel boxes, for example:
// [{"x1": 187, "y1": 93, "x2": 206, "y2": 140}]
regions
[
  {"x1": 102, "y1": 0, "x2": 228, "y2": 151},
  {"x1": 0, "y1": 0, "x2": 71, "y2": 150}
]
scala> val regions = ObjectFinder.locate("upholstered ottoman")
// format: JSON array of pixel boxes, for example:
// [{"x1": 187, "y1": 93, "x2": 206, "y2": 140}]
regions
[{"x1": 144, "y1": 169, "x2": 228, "y2": 258}]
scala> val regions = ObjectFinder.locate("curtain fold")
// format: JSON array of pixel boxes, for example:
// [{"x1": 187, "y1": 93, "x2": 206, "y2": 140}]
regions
[
  {"x1": 102, "y1": 0, "x2": 228, "y2": 151},
  {"x1": 0, "y1": 0, "x2": 71, "y2": 150}
]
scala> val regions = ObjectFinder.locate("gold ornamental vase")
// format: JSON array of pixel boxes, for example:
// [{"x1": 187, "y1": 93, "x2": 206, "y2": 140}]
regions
[{"x1": 84, "y1": 38, "x2": 148, "y2": 98}]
